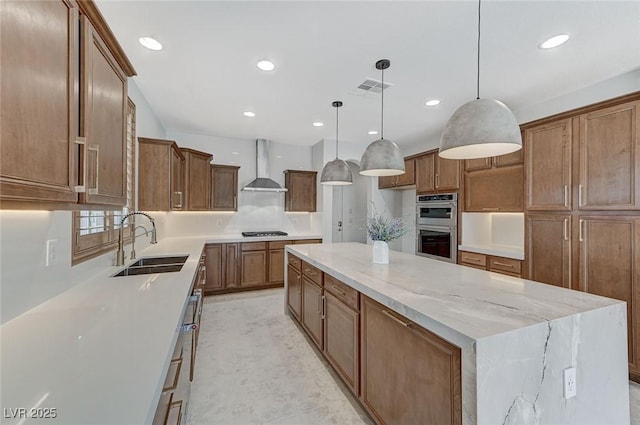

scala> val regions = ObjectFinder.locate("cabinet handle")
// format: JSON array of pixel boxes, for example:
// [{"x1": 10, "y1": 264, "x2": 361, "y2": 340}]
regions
[
  {"x1": 578, "y1": 184, "x2": 583, "y2": 207},
  {"x1": 482, "y1": 208, "x2": 500, "y2": 211},
  {"x1": 174, "y1": 191, "x2": 183, "y2": 209},
  {"x1": 579, "y1": 219, "x2": 585, "y2": 242},
  {"x1": 492, "y1": 261, "x2": 514, "y2": 268},
  {"x1": 381, "y1": 309, "x2": 412, "y2": 328},
  {"x1": 87, "y1": 144, "x2": 99, "y2": 195},
  {"x1": 321, "y1": 295, "x2": 326, "y2": 319},
  {"x1": 435, "y1": 174, "x2": 439, "y2": 188},
  {"x1": 74, "y1": 137, "x2": 87, "y2": 193},
  {"x1": 563, "y1": 218, "x2": 568, "y2": 241},
  {"x1": 201, "y1": 266, "x2": 206, "y2": 286},
  {"x1": 331, "y1": 285, "x2": 346, "y2": 297},
  {"x1": 563, "y1": 185, "x2": 568, "y2": 208},
  {"x1": 233, "y1": 195, "x2": 237, "y2": 209}
]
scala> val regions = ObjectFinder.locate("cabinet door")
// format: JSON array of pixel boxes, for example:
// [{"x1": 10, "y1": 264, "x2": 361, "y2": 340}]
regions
[
  {"x1": 464, "y1": 158, "x2": 492, "y2": 172},
  {"x1": 493, "y1": 148, "x2": 524, "y2": 168},
  {"x1": 525, "y1": 119, "x2": 572, "y2": 211},
  {"x1": 287, "y1": 264, "x2": 302, "y2": 322},
  {"x1": 285, "y1": 171, "x2": 317, "y2": 212},
  {"x1": 526, "y1": 214, "x2": 571, "y2": 288},
  {"x1": 171, "y1": 147, "x2": 184, "y2": 210},
  {"x1": 204, "y1": 244, "x2": 224, "y2": 293},
  {"x1": 579, "y1": 101, "x2": 640, "y2": 210},
  {"x1": 324, "y1": 291, "x2": 359, "y2": 395},
  {"x1": 361, "y1": 297, "x2": 461, "y2": 425},
  {"x1": 81, "y1": 17, "x2": 127, "y2": 206},
  {"x1": 415, "y1": 153, "x2": 435, "y2": 193},
  {"x1": 269, "y1": 249, "x2": 285, "y2": 285},
  {"x1": 378, "y1": 175, "x2": 396, "y2": 189},
  {"x1": 464, "y1": 166, "x2": 524, "y2": 212},
  {"x1": 396, "y1": 158, "x2": 416, "y2": 187},
  {"x1": 184, "y1": 151, "x2": 211, "y2": 211},
  {"x1": 225, "y1": 243, "x2": 239, "y2": 288},
  {"x1": 301, "y1": 276, "x2": 323, "y2": 350},
  {"x1": 240, "y1": 250, "x2": 267, "y2": 287},
  {"x1": 210, "y1": 165, "x2": 238, "y2": 211},
  {"x1": 435, "y1": 157, "x2": 460, "y2": 190},
  {"x1": 578, "y1": 216, "x2": 640, "y2": 376},
  {"x1": 0, "y1": 0, "x2": 79, "y2": 204}
]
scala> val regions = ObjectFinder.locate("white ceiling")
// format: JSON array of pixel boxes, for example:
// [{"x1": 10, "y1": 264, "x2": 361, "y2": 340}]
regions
[{"x1": 97, "y1": 1, "x2": 640, "y2": 147}]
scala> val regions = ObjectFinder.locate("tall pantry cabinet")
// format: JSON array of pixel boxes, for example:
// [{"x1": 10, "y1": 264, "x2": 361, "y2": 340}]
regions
[
  {"x1": 523, "y1": 94, "x2": 640, "y2": 380},
  {"x1": 0, "y1": 0, "x2": 136, "y2": 209}
]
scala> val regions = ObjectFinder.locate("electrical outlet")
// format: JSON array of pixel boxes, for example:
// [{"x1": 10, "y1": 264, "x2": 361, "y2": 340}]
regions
[
  {"x1": 563, "y1": 367, "x2": 577, "y2": 399},
  {"x1": 46, "y1": 239, "x2": 58, "y2": 267},
  {"x1": 216, "y1": 219, "x2": 222, "y2": 227}
]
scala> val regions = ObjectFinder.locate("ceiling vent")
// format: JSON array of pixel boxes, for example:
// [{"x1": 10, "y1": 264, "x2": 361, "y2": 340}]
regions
[{"x1": 356, "y1": 78, "x2": 393, "y2": 94}]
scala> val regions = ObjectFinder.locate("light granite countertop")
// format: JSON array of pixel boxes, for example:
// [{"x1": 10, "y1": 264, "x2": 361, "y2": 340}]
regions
[{"x1": 0, "y1": 233, "x2": 320, "y2": 425}]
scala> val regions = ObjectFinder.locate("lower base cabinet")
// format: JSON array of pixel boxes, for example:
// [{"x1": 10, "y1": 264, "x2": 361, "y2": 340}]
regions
[
  {"x1": 458, "y1": 250, "x2": 523, "y2": 278},
  {"x1": 287, "y1": 264, "x2": 302, "y2": 321},
  {"x1": 301, "y1": 276, "x2": 323, "y2": 350},
  {"x1": 324, "y1": 290, "x2": 359, "y2": 394},
  {"x1": 361, "y1": 296, "x2": 462, "y2": 425}
]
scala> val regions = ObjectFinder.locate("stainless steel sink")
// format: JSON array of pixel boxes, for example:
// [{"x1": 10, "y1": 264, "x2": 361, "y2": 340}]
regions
[{"x1": 112, "y1": 255, "x2": 189, "y2": 277}]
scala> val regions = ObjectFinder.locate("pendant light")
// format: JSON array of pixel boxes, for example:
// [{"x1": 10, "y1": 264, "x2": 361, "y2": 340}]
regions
[
  {"x1": 320, "y1": 101, "x2": 352, "y2": 185},
  {"x1": 359, "y1": 59, "x2": 405, "y2": 176},
  {"x1": 439, "y1": 0, "x2": 522, "y2": 160}
]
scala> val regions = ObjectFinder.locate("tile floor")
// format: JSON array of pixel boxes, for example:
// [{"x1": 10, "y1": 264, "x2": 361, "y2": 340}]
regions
[{"x1": 187, "y1": 288, "x2": 640, "y2": 425}]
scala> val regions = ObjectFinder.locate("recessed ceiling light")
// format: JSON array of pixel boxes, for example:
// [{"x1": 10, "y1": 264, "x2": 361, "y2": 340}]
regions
[
  {"x1": 257, "y1": 60, "x2": 275, "y2": 71},
  {"x1": 368, "y1": 130, "x2": 378, "y2": 135},
  {"x1": 539, "y1": 34, "x2": 570, "y2": 49},
  {"x1": 276, "y1": 155, "x2": 283, "y2": 159},
  {"x1": 228, "y1": 161, "x2": 236, "y2": 164},
  {"x1": 231, "y1": 151, "x2": 240, "y2": 155},
  {"x1": 138, "y1": 36, "x2": 163, "y2": 51},
  {"x1": 313, "y1": 122, "x2": 324, "y2": 127},
  {"x1": 425, "y1": 99, "x2": 441, "y2": 106},
  {"x1": 243, "y1": 111, "x2": 256, "y2": 117}
]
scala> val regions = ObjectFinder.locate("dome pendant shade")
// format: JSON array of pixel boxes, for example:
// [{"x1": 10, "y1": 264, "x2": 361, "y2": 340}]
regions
[
  {"x1": 320, "y1": 158, "x2": 353, "y2": 185},
  {"x1": 359, "y1": 138, "x2": 405, "y2": 176},
  {"x1": 439, "y1": 98, "x2": 522, "y2": 160}
]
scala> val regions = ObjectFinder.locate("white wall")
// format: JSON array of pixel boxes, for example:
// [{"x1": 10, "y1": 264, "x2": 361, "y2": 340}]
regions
[{"x1": 0, "y1": 79, "x2": 167, "y2": 325}]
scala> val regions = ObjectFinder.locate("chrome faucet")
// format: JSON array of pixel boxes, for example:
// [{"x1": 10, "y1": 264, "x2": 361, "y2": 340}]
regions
[{"x1": 116, "y1": 212, "x2": 157, "y2": 266}]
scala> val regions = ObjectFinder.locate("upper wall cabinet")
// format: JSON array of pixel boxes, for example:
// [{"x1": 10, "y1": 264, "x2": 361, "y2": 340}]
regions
[
  {"x1": 284, "y1": 170, "x2": 317, "y2": 212},
  {"x1": 138, "y1": 138, "x2": 185, "y2": 211},
  {"x1": 210, "y1": 164, "x2": 239, "y2": 211},
  {"x1": 0, "y1": 0, "x2": 135, "y2": 209},
  {"x1": 181, "y1": 148, "x2": 212, "y2": 211},
  {"x1": 578, "y1": 100, "x2": 640, "y2": 210},
  {"x1": 378, "y1": 158, "x2": 415, "y2": 189},
  {"x1": 415, "y1": 150, "x2": 460, "y2": 194}
]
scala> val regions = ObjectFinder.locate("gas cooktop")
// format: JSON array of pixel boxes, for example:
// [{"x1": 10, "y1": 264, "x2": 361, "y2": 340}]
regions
[{"x1": 242, "y1": 231, "x2": 288, "y2": 237}]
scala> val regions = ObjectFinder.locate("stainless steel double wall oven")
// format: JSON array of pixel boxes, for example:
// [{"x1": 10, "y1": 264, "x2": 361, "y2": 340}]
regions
[{"x1": 416, "y1": 193, "x2": 457, "y2": 262}]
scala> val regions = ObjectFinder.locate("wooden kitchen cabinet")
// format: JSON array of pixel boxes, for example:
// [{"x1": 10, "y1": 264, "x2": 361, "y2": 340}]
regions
[
  {"x1": 525, "y1": 214, "x2": 571, "y2": 288},
  {"x1": 361, "y1": 296, "x2": 462, "y2": 425},
  {"x1": 0, "y1": 0, "x2": 135, "y2": 208},
  {"x1": 323, "y1": 276, "x2": 359, "y2": 395},
  {"x1": 268, "y1": 240, "x2": 292, "y2": 285},
  {"x1": 458, "y1": 251, "x2": 487, "y2": 270},
  {"x1": 378, "y1": 158, "x2": 415, "y2": 189},
  {"x1": 240, "y1": 242, "x2": 267, "y2": 287},
  {"x1": 138, "y1": 138, "x2": 185, "y2": 211},
  {"x1": 210, "y1": 164, "x2": 239, "y2": 211},
  {"x1": 287, "y1": 263, "x2": 302, "y2": 321},
  {"x1": 181, "y1": 148, "x2": 212, "y2": 211},
  {"x1": 301, "y1": 276, "x2": 324, "y2": 350},
  {"x1": 459, "y1": 251, "x2": 523, "y2": 278},
  {"x1": 524, "y1": 119, "x2": 572, "y2": 211},
  {"x1": 465, "y1": 149, "x2": 524, "y2": 172},
  {"x1": 578, "y1": 216, "x2": 640, "y2": 378},
  {"x1": 284, "y1": 170, "x2": 317, "y2": 212},
  {"x1": 415, "y1": 150, "x2": 460, "y2": 194},
  {"x1": 578, "y1": 100, "x2": 640, "y2": 210},
  {"x1": 203, "y1": 243, "x2": 239, "y2": 294},
  {"x1": 464, "y1": 166, "x2": 524, "y2": 212}
]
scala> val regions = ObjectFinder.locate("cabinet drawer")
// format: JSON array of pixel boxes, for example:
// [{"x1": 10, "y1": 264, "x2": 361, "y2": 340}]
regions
[
  {"x1": 295, "y1": 239, "x2": 322, "y2": 244},
  {"x1": 459, "y1": 251, "x2": 487, "y2": 268},
  {"x1": 152, "y1": 392, "x2": 173, "y2": 425},
  {"x1": 488, "y1": 256, "x2": 522, "y2": 275},
  {"x1": 325, "y1": 274, "x2": 359, "y2": 311},
  {"x1": 241, "y1": 241, "x2": 267, "y2": 251},
  {"x1": 269, "y1": 240, "x2": 293, "y2": 249},
  {"x1": 302, "y1": 261, "x2": 323, "y2": 286},
  {"x1": 162, "y1": 355, "x2": 183, "y2": 392},
  {"x1": 288, "y1": 254, "x2": 302, "y2": 270}
]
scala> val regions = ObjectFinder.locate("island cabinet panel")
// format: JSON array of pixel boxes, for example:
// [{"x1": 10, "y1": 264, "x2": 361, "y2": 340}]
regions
[
  {"x1": 578, "y1": 100, "x2": 640, "y2": 210},
  {"x1": 287, "y1": 264, "x2": 302, "y2": 321},
  {"x1": 578, "y1": 216, "x2": 640, "y2": 378},
  {"x1": 323, "y1": 289, "x2": 359, "y2": 395},
  {"x1": 525, "y1": 119, "x2": 572, "y2": 211},
  {"x1": 525, "y1": 214, "x2": 571, "y2": 288},
  {"x1": 301, "y1": 276, "x2": 324, "y2": 350},
  {"x1": 361, "y1": 296, "x2": 462, "y2": 425}
]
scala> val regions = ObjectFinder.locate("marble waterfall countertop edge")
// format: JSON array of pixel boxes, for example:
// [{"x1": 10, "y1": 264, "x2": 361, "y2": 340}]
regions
[
  {"x1": 458, "y1": 244, "x2": 525, "y2": 260},
  {"x1": 286, "y1": 242, "x2": 622, "y2": 342},
  {"x1": 0, "y1": 233, "x2": 320, "y2": 425}
]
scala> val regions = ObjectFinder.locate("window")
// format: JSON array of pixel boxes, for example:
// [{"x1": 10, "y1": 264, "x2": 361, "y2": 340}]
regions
[{"x1": 72, "y1": 98, "x2": 136, "y2": 265}]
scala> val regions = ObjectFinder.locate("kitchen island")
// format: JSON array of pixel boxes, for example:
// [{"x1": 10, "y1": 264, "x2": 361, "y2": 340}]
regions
[{"x1": 285, "y1": 242, "x2": 630, "y2": 425}]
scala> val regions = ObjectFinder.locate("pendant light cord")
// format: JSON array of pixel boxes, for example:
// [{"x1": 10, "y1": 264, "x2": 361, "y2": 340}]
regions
[
  {"x1": 381, "y1": 68, "x2": 385, "y2": 139},
  {"x1": 476, "y1": 0, "x2": 481, "y2": 100},
  {"x1": 335, "y1": 105, "x2": 339, "y2": 159}
]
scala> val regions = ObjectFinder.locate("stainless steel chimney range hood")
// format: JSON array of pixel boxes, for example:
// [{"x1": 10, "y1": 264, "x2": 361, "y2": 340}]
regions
[{"x1": 242, "y1": 139, "x2": 288, "y2": 192}]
